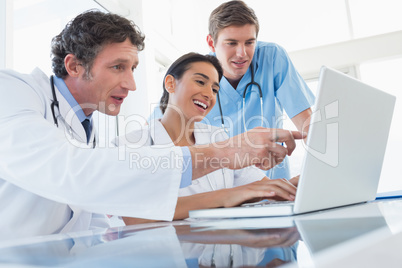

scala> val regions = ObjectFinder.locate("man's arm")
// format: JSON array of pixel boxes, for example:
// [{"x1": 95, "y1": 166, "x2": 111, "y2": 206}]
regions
[
  {"x1": 189, "y1": 128, "x2": 305, "y2": 180},
  {"x1": 291, "y1": 108, "x2": 312, "y2": 134}
]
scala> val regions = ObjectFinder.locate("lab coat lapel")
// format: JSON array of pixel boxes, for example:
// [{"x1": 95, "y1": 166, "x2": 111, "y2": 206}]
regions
[
  {"x1": 150, "y1": 121, "x2": 222, "y2": 146},
  {"x1": 55, "y1": 85, "x2": 88, "y2": 144},
  {"x1": 193, "y1": 123, "x2": 214, "y2": 145},
  {"x1": 30, "y1": 69, "x2": 89, "y2": 145},
  {"x1": 149, "y1": 119, "x2": 175, "y2": 147}
]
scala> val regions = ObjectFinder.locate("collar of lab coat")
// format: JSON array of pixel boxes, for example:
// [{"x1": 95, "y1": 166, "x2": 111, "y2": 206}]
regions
[
  {"x1": 149, "y1": 119, "x2": 225, "y2": 146},
  {"x1": 149, "y1": 119, "x2": 175, "y2": 147},
  {"x1": 51, "y1": 79, "x2": 93, "y2": 144}
]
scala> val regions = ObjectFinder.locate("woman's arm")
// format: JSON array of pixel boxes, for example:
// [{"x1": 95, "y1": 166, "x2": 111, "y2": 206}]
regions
[{"x1": 123, "y1": 178, "x2": 297, "y2": 225}]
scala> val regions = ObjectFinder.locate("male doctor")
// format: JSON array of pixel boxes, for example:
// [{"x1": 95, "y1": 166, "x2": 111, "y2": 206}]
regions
[
  {"x1": 0, "y1": 10, "x2": 302, "y2": 240},
  {"x1": 202, "y1": 1, "x2": 315, "y2": 181}
]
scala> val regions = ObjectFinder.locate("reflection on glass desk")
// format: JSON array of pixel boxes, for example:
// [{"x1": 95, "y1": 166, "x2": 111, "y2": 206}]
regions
[{"x1": 0, "y1": 199, "x2": 402, "y2": 267}]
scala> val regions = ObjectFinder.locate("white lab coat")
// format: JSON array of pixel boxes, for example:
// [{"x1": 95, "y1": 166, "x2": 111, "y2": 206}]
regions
[
  {"x1": 0, "y1": 68, "x2": 185, "y2": 240},
  {"x1": 114, "y1": 119, "x2": 266, "y2": 196}
]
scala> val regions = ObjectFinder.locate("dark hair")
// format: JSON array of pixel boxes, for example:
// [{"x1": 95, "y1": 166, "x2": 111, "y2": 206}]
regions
[
  {"x1": 51, "y1": 10, "x2": 145, "y2": 78},
  {"x1": 159, "y1": 53, "x2": 223, "y2": 114},
  {"x1": 209, "y1": 0, "x2": 259, "y2": 42}
]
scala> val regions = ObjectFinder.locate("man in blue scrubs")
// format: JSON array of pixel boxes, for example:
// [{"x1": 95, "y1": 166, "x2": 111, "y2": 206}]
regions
[{"x1": 202, "y1": 0, "x2": 315, "y2": 181}]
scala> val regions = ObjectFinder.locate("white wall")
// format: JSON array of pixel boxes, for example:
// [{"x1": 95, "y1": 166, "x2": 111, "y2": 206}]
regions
[{"x1": 289, "y1": 30, "x2": 402, "y2": 79}]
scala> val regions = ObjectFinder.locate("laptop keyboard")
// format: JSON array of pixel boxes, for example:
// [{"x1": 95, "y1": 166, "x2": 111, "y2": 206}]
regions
[{"x1": 241, "y1": 199, "x2": 295, "y2": 207}]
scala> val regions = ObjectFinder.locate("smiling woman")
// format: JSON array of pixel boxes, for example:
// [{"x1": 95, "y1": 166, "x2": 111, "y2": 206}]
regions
[{"x1": 158, "y1": 53, "x2": 222, "y2": 146}]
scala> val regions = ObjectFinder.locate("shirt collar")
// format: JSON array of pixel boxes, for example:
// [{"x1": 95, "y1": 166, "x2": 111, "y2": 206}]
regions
[{"x1": 53, "y1": 75, "x2": 92, "y2": 122}]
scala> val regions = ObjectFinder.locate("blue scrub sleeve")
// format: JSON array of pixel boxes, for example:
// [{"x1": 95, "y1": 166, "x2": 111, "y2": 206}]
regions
[
  {"x1": 273, "y1": 47, "x2": 315, "y2": 118},
  {"x1": 180, "y1": 147, "x2": 192, "y2": 188}
]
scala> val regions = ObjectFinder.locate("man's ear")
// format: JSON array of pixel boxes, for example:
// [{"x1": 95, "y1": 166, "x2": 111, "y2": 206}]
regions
[
  {"x1": 206, "y1": 34, "x2": 216, "y2": 52},
  {"x1": 164, "y1": 74, "x2": 176, "y2": 93},
  {"x1": 64, "y1": 54, "x2": 84, "y2": 77}
]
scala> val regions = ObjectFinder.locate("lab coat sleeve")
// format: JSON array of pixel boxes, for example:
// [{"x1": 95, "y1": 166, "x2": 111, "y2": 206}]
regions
[
  {"x1": 233, "y1": 166, "x2": 266, "y2": 187},
  {"x1": 0, "y1": 70, "x2": 183, "y2": 221},
  {"x1": 211, "y1": 127, "x2": 266, "y2": 187}
]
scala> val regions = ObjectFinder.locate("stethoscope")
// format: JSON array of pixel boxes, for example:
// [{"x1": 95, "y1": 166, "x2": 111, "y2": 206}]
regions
[
  {"x1": 216, "y1": 64, "x2": 263, "y2": 133},
  {"x1": 50, "y1": 75, "x2": 96, "y2": 147},
  {"x1": 210, "y1": 244, "x2": 234, "y2": 267},
  {"x1": 216, "y1": 65, "x2": 280, "y2": 179},
  {"x1": 50, "y1": 75, "x2": 60, "y2": 127},
  {"x1": 209, "y1": 67, "x2": 267, "y2": 190}
]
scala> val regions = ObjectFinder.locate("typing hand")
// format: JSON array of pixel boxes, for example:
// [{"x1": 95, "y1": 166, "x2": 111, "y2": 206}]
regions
[
  {"x1": 219, "y1": 177, "x2": 297, "y2": 208},
  {"x1": 289, "y1": 175, "x2": 300, "y2": 187}
]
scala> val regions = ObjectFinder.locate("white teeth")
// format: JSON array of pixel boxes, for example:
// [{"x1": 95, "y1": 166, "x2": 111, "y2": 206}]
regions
[{"x1": 193, "y1": 100, "x2": 207, "y2": 109}]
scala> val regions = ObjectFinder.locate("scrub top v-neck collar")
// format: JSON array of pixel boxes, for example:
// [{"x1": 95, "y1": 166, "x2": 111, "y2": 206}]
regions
[{"x1": 219, "y1": 65, "x2": 253, "y2": 104}]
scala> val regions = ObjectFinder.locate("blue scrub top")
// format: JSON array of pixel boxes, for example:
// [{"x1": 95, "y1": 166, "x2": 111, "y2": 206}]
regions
[{"x1": 202, "y1": 42, "x2": 315, "y2": 180}]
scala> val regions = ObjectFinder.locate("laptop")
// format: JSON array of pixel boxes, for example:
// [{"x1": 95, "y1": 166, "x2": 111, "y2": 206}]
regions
[{"x1": 189, "y1": 66, "x2": 396, "y2": 219}]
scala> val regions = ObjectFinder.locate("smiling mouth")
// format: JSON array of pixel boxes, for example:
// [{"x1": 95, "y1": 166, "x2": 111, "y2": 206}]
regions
[
  {"x1": 112, "y1": 96, "x2": 123, "y2": 101},
  {"x1": 232, "y1": 60, "x2": 249, "y2": 67},
  {"x1": 193, "y1": 100, "x2": 208, "y2": 110}
]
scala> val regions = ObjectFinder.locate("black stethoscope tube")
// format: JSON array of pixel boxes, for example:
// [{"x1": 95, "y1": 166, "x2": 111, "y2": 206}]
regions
[
  {"x1": 50, "y1": 75, "x2": 59, "y2": 127},
  {"x1": 218, "y1": 64, "x2": 263, "y2": 133},
  {"x1": 49, "y1": 75, "x2": 95, "y2": 147},
  {"x1": 243, "y1": 64, "x2": 263, "y2": 99}
]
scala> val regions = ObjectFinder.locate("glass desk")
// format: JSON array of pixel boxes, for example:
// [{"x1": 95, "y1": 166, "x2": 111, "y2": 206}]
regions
[{"x1": 0, "y1": 198, "x2": 401, "y2": 267}]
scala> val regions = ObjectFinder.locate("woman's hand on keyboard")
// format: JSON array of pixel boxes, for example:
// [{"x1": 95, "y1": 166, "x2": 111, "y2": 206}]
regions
[
  {"x1": 219, "y1": 177, "x2": 297, "y2": 208},
  {"x1": 289, "y1": 175, "x2": 300, "y2": 186}
]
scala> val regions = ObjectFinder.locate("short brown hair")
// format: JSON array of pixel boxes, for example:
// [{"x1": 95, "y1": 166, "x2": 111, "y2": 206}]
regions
[
  {"x1": 208, "y1": 0, "x2": 259, "y2": 42},
  {"x1": 51, "y1": 10, "x2": 145, "y2": 78}
]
